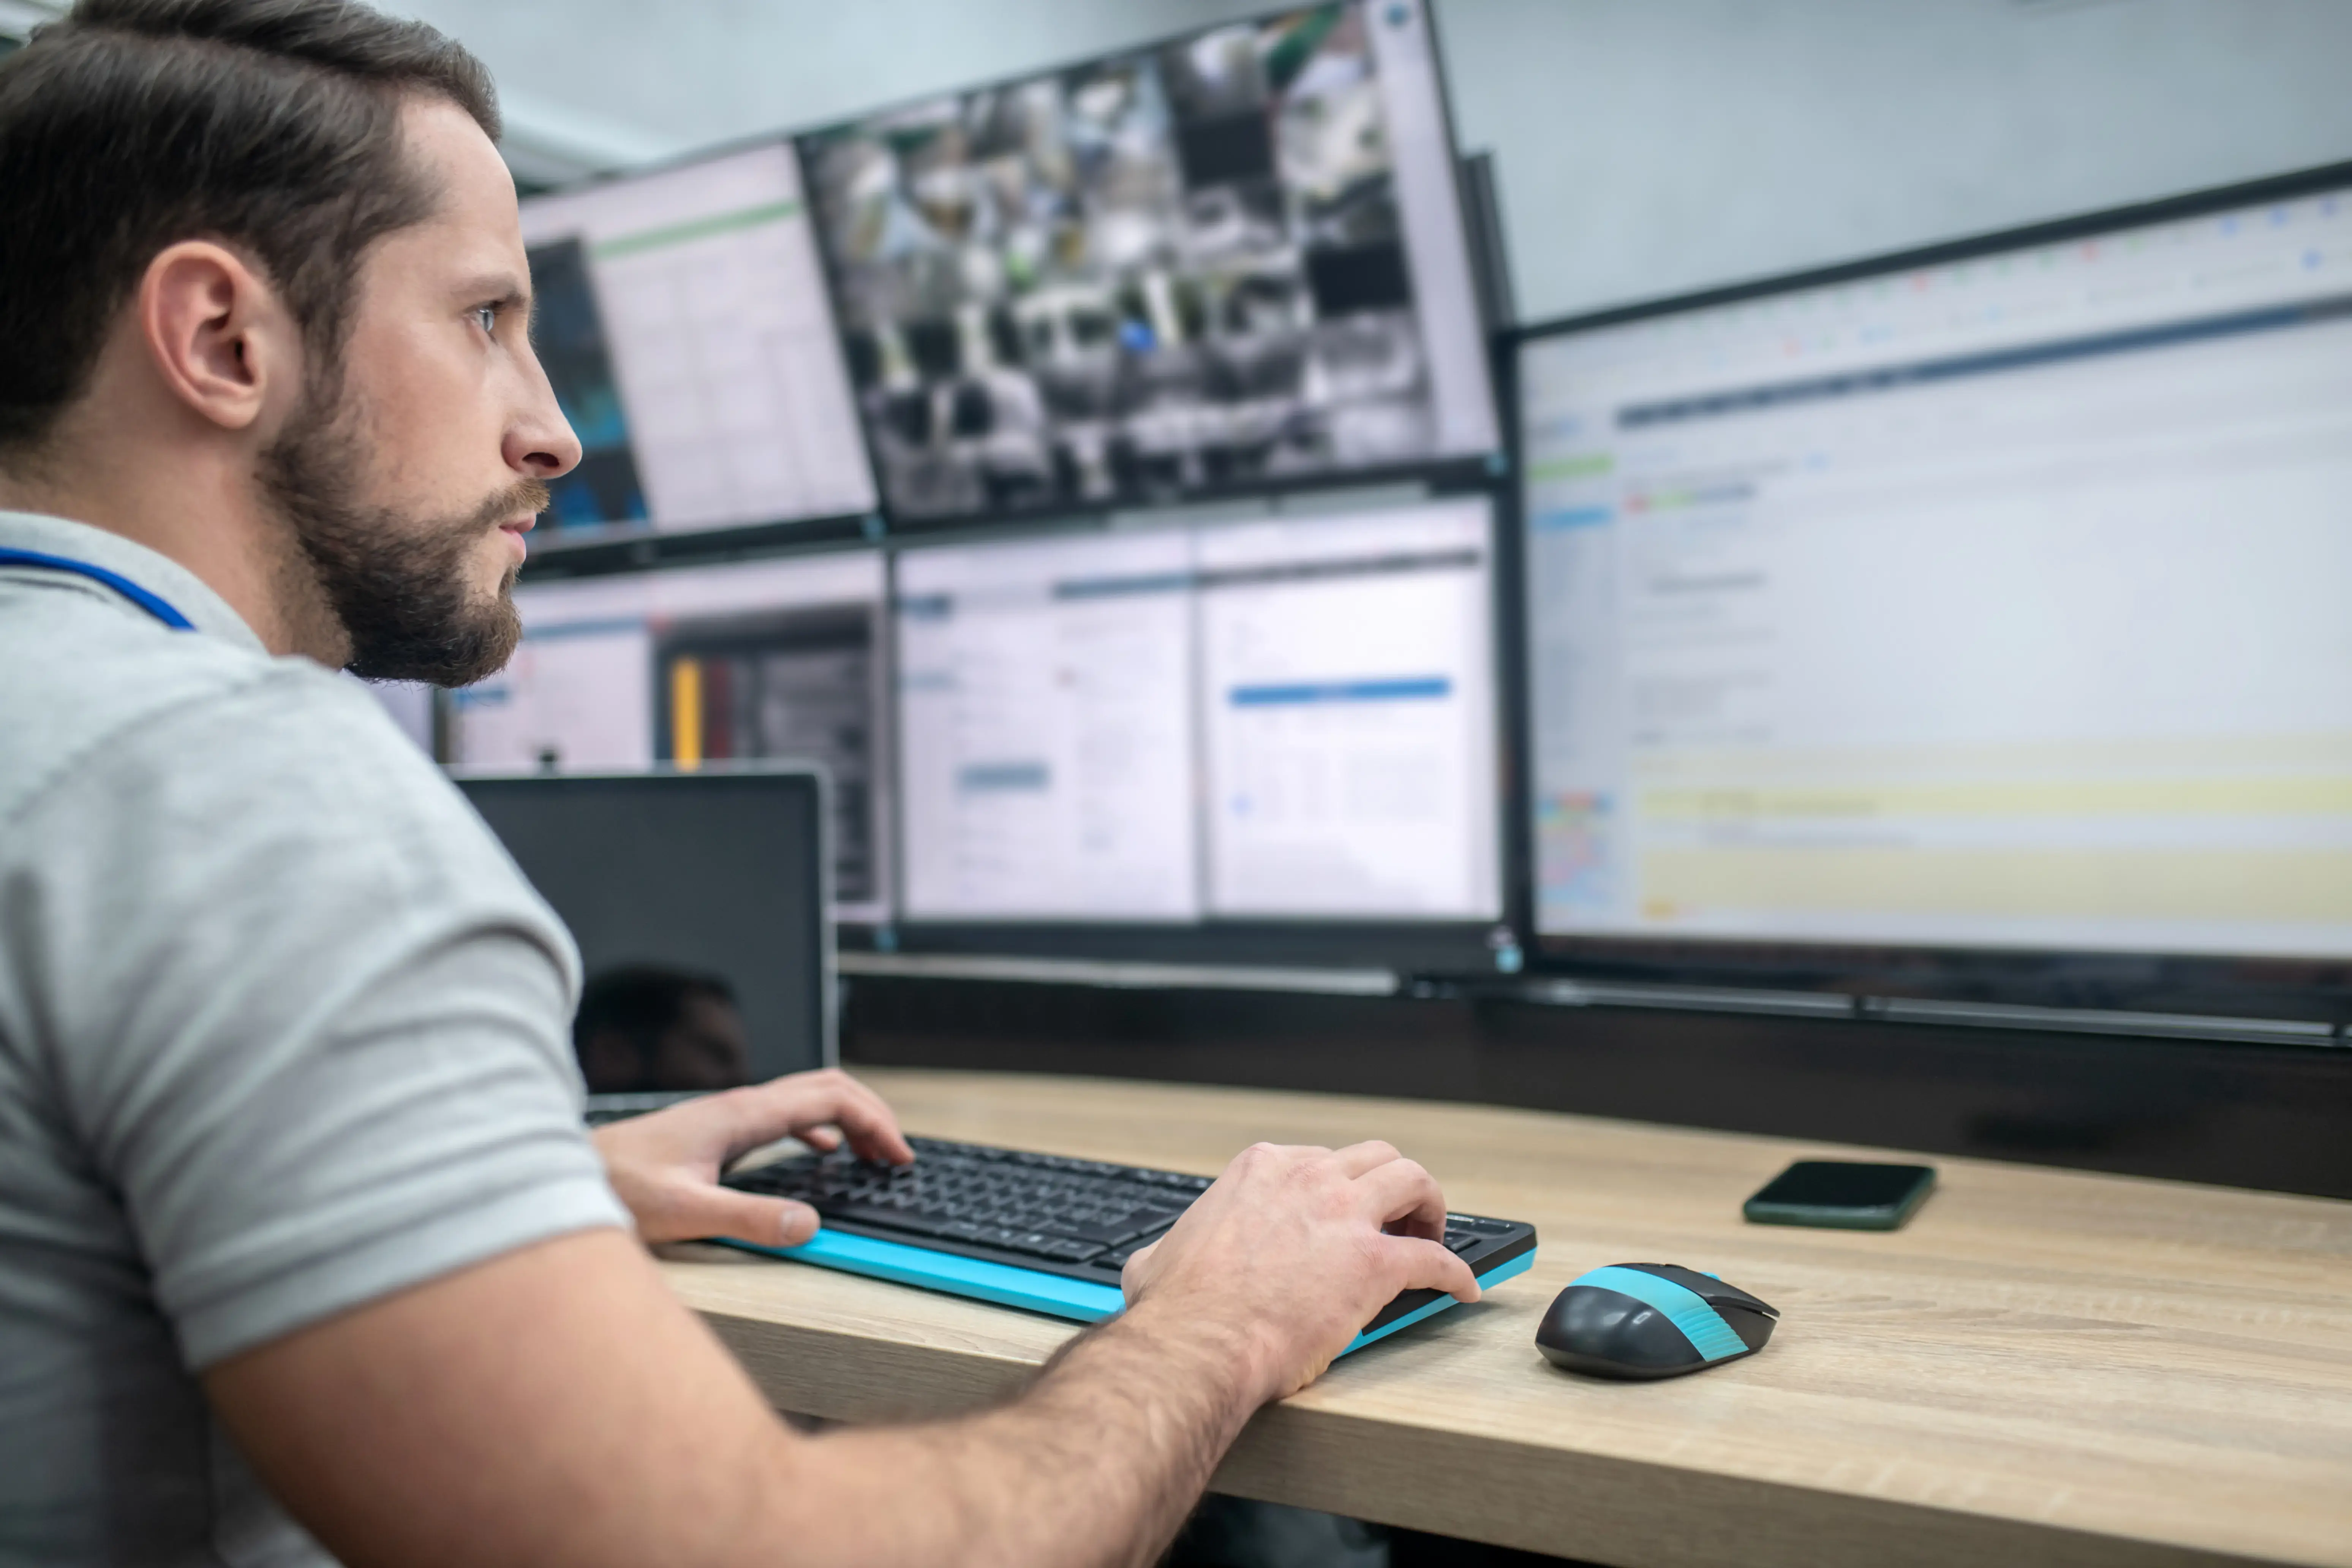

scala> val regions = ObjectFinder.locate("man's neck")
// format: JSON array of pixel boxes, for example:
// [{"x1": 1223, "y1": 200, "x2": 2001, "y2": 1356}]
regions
[{"x1": 0, "y1": 436, "x2": 346, "y2": 664}]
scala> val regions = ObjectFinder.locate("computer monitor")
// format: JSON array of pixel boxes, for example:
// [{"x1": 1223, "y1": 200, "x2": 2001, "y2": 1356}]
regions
[
  {"x1": 459, "y1": 769, "x2": 832, "y2": 1081},
  {"x1": 446, "y1": 550, "x2": 891, "y2": 923},
  {"x1": 518, "y1": 141, "x2": 878, "y2": 539},
  {"x1": 1514, "y1": 164, "x2": 2352, "y2": 1012},
  {"x1": 893, "y1": 493, "x2": 1502, "y2": 953},
  {"x1": 798, "y1": 0, "x2": 1498, "y2": 523}
]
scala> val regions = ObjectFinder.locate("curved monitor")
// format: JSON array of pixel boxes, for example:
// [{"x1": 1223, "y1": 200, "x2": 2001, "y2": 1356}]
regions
[
  {"x1": 798, "y1": 0, "x2": 1497, "y2": 525},
  {"x1": 1513, "y1": 164, "x2": 2352, "y2": 1018}
]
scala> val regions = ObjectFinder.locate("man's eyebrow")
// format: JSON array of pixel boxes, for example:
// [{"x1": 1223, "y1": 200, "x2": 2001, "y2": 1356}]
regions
[{"x1": 456, "y1": 272, "x2": 531, "y2": 313}]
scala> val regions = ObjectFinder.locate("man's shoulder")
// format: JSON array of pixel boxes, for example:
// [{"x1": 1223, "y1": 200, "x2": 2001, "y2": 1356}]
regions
[
  {"x1": 9, "y1": 575, "x2": 279, "y2": 760},
  {"x1": 0, "y1": 579, "x2": 458, "y2": 861},
  {"x1": 0, "y1": 575, "x2": 573, "y2": 1003}
]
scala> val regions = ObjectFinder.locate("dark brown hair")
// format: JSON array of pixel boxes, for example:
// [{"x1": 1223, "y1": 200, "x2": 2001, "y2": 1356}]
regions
[{"x1": 0, "y1": 0, "x2": 498, "y2": 453}]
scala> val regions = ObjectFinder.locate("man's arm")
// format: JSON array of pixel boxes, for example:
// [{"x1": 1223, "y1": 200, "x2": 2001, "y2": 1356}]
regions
[{"x1": 204, "y1": 1082, "x2": 1475, "y2": 1568}]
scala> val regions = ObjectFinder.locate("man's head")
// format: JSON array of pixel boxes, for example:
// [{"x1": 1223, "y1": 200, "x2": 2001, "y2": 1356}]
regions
[{"x1": 0, "y1": 0, "x2": 580, "y2": 683}]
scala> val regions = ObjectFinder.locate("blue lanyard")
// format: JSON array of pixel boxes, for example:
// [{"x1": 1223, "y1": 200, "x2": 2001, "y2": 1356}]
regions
[{"x1": 0, "y1": 547, "x2": 196, "y2": 631}]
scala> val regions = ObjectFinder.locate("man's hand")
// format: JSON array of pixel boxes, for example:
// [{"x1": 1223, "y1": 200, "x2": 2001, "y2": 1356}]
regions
[
  {"x1": 592, "y1": 1068, "x2": 914, "y2": 1248},
  {"x1": 1119, "y1": 1140, "x2": 1481, "y2": 1402},
  {"x1": 208, "y1": 1124, "x2": 1481, "y2": 1568}
]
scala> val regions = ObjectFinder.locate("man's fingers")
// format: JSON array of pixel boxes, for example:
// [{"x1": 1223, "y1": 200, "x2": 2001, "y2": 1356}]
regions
[
  {"x1": 713, "y1": 1079, "x2": 827, "y2": 1158},
  {"x1": 657, "y1": 1187, "x2": 820, "y2": 1250},
  {"x1": 1331, "y1": 1140, "x2": 1401, "y2": 1179},
  {"x1": 830, "y1": 1076, "x2": 916, "y2": 1165},
  {"x1": 1385, "y1": 1234, "x2": 1482, "y2": 1304},
  {"x1": 718, "y1": 1072, "x2": 913, "y2": 1166},
  {"x1": 1350, "y1": 1156, "x2": 1448, "y2": 1241}
]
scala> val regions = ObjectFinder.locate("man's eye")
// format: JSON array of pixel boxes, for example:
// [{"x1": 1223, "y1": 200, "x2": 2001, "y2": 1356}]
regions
[{"x1": 474, "y1": 305, "x2": 499, "y2": 334}]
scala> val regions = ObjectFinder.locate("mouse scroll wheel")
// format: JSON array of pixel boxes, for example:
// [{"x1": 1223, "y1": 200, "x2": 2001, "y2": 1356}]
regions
[
  {"x1": 1628, "y1": 1263, "x2": 1779, "y2": 1318},
  {"x1": 1692, "y1": 1278, "x2": 1778, "y2": 1318},
  {"x1": 1708, "y1": 1285, "x2": 1778, "y2": 1319}
]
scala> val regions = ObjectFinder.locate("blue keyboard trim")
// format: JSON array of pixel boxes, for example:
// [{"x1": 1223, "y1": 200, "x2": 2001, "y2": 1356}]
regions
[
  {"x1": 1571, "y1": 1265, "x2": 1750, "y2": 1361},
  {"x1": 717, "y1": 1231, "x2": 1536, "y2": 1358},
  {"x1": 722, "y1": 1229, "x2": 1129, "y2": 1319},
  {"x1": 1342, "y1": 1247, "x2": 1536, "y2": 1354}
]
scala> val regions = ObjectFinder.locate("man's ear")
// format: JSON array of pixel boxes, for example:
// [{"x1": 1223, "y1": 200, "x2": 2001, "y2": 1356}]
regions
[{"x1": 137, "y1": 240, "x2": 300, "y2": 433}]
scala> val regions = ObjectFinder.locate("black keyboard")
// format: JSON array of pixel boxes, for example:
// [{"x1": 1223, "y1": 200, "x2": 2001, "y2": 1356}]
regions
[{"x1": 725, "y1": 1134, "x2": 1539, "y2": 1339}]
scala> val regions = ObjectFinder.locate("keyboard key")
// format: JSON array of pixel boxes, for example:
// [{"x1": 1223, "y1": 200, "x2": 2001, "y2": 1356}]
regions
[
  {"x1": 1032, "y1": 1206, "x2": 1185, "y2": 1246},
  {"x1": 832, "y1": 1204, "x2": 958, "y2": 1240}
]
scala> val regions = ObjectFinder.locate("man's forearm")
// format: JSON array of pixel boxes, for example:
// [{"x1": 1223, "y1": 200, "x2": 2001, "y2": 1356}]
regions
[{"x1": 786, "y1": 1301, "x2": 1264, "y2": 1568}]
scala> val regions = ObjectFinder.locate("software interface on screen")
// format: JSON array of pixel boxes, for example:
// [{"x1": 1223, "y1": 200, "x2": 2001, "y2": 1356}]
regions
[
  {"x1": 801, "y1": 0, "x2": 1496, "y2": 521},
  {"x1": 1519, "y1": 183, "x2": 2352, "y2": 960},
  {"x1": 447, "y1": 553, "x2": 891, "y2": 920},
  {"x1": 519, "y1": 142, "x2": 877, "y2": 536},
  {"x1": 895, "y1": 496, "x2": 1499, "y2": 922}
]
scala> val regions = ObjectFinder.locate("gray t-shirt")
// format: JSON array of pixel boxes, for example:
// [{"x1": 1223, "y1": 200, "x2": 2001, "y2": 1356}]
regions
[{"x1": 0, "y1": 511, "x2": 629, "y2": 1565}]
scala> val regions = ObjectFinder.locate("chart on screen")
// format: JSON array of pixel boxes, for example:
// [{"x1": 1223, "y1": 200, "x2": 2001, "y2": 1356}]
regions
[
  {"x1": 520, "y1": 142, "x2": 876, "y2": 536},
  {"x1": 895, "y1": 531, "x2": 1201, "y2": 921}
]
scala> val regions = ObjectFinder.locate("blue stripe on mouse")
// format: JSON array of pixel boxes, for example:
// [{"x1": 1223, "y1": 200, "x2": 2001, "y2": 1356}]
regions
[{"x1": 1536, "y1": 1263, "x2": 1778, "y2": 1379}]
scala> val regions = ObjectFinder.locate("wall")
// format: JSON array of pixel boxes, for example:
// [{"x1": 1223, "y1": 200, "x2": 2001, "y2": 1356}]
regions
[
  {"x1": 386, "y1": 0, "x2": 2352, "y2": 320},
  {"x1": 1436, "y1": 0, "x2": 2352, "y2": 321}
]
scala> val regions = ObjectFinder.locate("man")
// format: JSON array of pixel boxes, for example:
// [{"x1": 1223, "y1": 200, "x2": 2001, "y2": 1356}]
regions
[{"x1": 0, "y1": 3, "x2": 1479, "y2": 1565}]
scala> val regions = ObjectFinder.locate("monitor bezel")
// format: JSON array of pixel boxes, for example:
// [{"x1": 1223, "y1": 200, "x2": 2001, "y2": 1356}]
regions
[
  {"x1": 788, "y1": 0, "x2": 1505, "y2": 536},
  {"x1": 1503, "y1": 158, "x2": 2352, "y2": 1024}
]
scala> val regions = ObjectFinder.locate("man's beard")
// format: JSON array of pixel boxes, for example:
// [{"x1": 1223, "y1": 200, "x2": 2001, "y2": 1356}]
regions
[{"x1": 260, "y1": 395, "x2": 544, "y2": 688}]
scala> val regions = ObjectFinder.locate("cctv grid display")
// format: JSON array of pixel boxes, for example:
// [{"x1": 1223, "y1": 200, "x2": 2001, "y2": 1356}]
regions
[
  {"x1": 449, "y1": 492, "x2": 1509, "y2": 943},
  {"x1": 1513, "y1": 166, "x2": 2352, "y2": 1001},
  {"x1": 795, "y1": 0, "x2": 1498, "y2": 523}
]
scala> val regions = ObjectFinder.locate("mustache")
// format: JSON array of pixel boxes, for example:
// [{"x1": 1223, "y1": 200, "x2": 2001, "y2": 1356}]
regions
[{"x1": 466, "y1": 477, "x2": 552, "y2": 534}]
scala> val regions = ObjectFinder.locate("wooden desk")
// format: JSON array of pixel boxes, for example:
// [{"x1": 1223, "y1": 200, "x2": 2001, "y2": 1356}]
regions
[{"x1": 659, "y1": 1069, "x2": 2352, "y2": 1568}]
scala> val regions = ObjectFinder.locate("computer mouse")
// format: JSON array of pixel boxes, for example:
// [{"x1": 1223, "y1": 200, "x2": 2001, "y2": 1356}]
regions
[{"x1": 1536, "y1": 1263, "x2": 1778, "y2": 1379}]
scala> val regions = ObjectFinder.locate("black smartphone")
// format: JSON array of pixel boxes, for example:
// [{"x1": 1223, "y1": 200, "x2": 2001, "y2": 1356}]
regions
[{"x1": 1742, "y1": 1160, "x2": 1936, "y2": 1231}]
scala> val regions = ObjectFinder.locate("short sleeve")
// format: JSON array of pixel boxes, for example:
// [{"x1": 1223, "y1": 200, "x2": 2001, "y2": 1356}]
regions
[{"x1": 9, "y1": 663, "x2": 628, "y2": 1369}]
